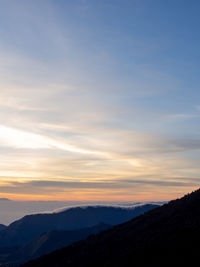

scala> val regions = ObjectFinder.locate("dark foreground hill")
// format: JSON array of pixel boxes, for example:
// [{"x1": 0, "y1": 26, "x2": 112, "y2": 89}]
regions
[
  {"x1": 5, "y1": 223, "x2": 110, "y2": 266},
  {"x1": 21, "y1": 188, "x2": 200, "y2": 267},
  {"x1": 0, "y1": 204, "x2": 157, "y2": 248}
]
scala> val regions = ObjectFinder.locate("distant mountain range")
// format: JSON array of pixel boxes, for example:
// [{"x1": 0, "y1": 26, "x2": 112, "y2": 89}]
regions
[
  {"x1": 0, "y1": 200, "x2": 164, "y2": 226},
  {"x1": 0, "y1": 198, "x2": 11, "y2": 201},
  {"x1": 0, "y1": 204, "x2": 157, "y2": 248},
  {"x1": 0, "y1": 204, "x2": 158, "y2": 266},
  {"x1": 21, "y1": 189, "x2": 200, "y2": 267}
]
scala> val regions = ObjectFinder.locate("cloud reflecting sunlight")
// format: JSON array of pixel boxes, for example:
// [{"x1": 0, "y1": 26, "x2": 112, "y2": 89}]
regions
[{"x1": 0, "y1": 0, "x2": 200, "y2": 201}]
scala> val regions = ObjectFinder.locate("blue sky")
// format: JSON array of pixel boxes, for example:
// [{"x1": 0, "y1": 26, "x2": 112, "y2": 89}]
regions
[{"x1": 0, "y1": 0, "x2": 199, "y2": 201}]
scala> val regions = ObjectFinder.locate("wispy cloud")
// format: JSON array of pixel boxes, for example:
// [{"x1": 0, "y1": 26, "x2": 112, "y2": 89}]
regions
[
  {"x1": 0, "y1": 0, "x2": 199, "y2": 201},
  {"x1": 0, "y1": 125, "x2": 104, "y2": 155}
]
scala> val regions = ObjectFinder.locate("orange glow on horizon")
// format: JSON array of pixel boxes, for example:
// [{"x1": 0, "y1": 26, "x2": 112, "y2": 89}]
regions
[{"x1": 0, "y1": 186, "x2": 198, "y2": 202}]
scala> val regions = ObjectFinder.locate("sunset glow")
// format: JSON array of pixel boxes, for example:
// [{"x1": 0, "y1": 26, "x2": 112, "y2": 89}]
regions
[{"x1": 0, "y1": 0, "x2": 199, "y2": 201}]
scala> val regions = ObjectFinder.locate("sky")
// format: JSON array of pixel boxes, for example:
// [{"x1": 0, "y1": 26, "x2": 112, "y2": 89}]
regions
[{"x1": 0, "y1": 0, "x2": 200, "y2": 201}]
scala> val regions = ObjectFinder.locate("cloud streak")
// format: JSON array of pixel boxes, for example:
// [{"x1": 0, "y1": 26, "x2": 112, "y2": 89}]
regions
[
  {"x1": 0, "y1": 0, "x2": 199, "y2": 201},
  {"x1": 0, "y1": 125, "x2": 104, "y2": 155}
]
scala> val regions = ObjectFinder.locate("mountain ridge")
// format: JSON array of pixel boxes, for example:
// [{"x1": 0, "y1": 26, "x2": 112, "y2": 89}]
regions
[
  {"x1": 0, "y1": 204, "x2": 157, "y2": 248},
  {"x1": 21, "y1": 188, "x2": 200, "y2": 267}
]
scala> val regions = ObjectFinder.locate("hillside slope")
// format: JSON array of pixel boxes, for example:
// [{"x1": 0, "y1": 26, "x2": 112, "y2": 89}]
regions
[
  {"x1": 0, "y1": 225, "x2": 6, "y2": 231},
  {"x1": 0, "y1": 204, "x2": 157, "y2": 247},
  {"x1": 6, "y1": 223, "x2": 110, "y2": 266},
  {"x1": 21, "y1": 189, "x2": 200, "y2": 267}
]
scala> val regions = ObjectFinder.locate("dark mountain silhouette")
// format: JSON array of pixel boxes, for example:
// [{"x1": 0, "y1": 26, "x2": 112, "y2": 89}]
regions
[
  {"x1": 21, "y1": 188, "x2": 200, "y2": 267},
  {"x1": 0, "y1": 204, "x2": 157, "y2": 248},
  {"x1": 5, "y1": 223, "x2": 110, "y2": 266},
  {"x1": 0, "y1": 247, "x2": 17, "y2": 264}
]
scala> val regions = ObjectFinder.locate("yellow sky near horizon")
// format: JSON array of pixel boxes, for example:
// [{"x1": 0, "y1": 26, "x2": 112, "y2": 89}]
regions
[
  {"x1": 0, "y1": 1, "x2": 200, "y2": 202},
  {"x1": 0, "y1": 123, "x2": 199, "y2": 201}
]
